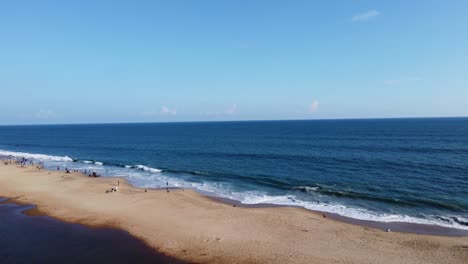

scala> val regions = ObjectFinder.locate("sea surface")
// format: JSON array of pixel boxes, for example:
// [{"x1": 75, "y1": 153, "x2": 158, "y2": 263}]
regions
[{"x1": 0, "y1": 118, "x2": 467, "y2": 230}]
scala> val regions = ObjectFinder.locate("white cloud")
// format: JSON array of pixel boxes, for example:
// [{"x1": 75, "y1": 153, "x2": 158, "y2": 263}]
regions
[
  {"x1": 202, "y1": 104, "x2": 238, "y2": 117},
  {"x1": 35, "y1": 109, "x2": 55, "y2": 119},
  {"x1": 160, "y1": 106, "x2": 177, "y2": 115},
  {"x1": 309, "y1": 100, "x2": 319, "y2": 113},
  {"x1": 142, "y1": 106, "x2": 177, "y2": 117},
  {"x1": 352, "y1": 10, "x2": 380, "y2": 22},
  {"x1": 226, "y1": 104, "x2": 237, "y2": 115}
]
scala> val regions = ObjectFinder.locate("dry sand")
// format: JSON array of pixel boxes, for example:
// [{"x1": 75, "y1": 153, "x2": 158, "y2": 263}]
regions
[{"x1": 0, "y1": 163, "x2": 467, "y2": 264}]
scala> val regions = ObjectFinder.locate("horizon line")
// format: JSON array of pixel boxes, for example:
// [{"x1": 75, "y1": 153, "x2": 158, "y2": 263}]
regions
[{"x1": 1, "y1": 115, "x2": 467, "y2": 127}]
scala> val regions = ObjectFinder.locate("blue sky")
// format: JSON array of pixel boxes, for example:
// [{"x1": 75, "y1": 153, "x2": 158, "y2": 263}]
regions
[{"x1": 0, "y1": 1, "x2": 467, "y2": 124}]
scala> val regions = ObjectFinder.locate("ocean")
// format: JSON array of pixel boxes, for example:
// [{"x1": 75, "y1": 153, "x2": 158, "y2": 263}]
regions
[{"x1": 0, "y1": 118, "x2": 467, "y2": 230}]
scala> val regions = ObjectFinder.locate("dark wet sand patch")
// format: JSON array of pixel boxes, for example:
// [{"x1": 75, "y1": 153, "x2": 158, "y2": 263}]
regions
[{"x1": 0, "y1": 199, "x2": 187, "y2": 264}]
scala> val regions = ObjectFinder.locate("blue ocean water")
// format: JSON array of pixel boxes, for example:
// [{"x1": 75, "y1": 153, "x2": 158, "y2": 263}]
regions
[{"x1": 0, "y1": 118, "x2": 467, "y2": 230}]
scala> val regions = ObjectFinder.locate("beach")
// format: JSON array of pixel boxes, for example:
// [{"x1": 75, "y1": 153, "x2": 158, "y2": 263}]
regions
[
  {"x1": 0, "y1": 198, "x2": 184, "y2": 264},
  {"x1": 0, "y1": 162, "x2": 467, "y2": 264}
]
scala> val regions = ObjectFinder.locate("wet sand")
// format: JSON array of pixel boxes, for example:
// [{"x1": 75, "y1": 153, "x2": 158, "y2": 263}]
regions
[
  {"x1": 0, "y1": 199, "x2": 185, "y2": 264},
  {"x1": 208, "y1": 196, "x2": 468, "y2": 236},
  {"x1": 0, "y1": 162, "x2": 467, "y2": 264}
]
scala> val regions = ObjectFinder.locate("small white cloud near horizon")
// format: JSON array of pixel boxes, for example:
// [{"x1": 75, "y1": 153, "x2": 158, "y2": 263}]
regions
[
  {"x1": 226, "y1": 104, "x2": 237, "y2": 115},
  {"x1": 142, "y1": 106, "x2": 177, "y2": 117},
  {"x1": 160, "y1": 106, "x2": 177, "y2": 115},
  {"x1": 202, "y1": 104, "x2": 238, "y2": 117},
  {"x1": 352, "y1": 10, "x2": 380, "y2": 22},
  {"x1": 309, "y1": 100, "x2": 319, "y2": 113},
  {"x1": 35, "y1": 109, "x2": 55, "y2": 119}
]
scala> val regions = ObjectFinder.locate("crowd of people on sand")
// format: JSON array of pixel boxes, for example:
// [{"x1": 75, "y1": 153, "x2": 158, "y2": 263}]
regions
[
  {"x1": 2, "y1": 158, "x2": 14, "y2": 166},
  {"x1": 1, "y1": 155, "x2": 124, "y2": 195},
  {"x1": 1, "y1": 156, "x2": 190, "y2": 198},
  {"x1": 55, "y1": 165, "x2": 101, "y2": 177},
  {"x1": 1, "y1": 156, "x2": 45, "y2": 170},
  {"x1": 0, "y1": 156, "x2": 106, "y2": 179}
]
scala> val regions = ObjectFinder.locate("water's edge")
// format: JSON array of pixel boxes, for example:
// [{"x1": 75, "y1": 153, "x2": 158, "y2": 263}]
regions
[
  {"x1": 205, "y1": 195, "x2": 468, "y2": 237},
  {"x1": 2, "y1": 156, "x2": 468, "y2": 238},
  {"x1": 2, "y1": 137, "x2": 468, "y2": 232}
]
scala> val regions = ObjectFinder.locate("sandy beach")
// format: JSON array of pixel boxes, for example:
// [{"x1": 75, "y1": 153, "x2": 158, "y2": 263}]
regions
[
  {"x1": 0, "y1": 199, "x2": 184, "y2": 264},
  {"x1": 0, "y1": 162, "x2": 467, "y2": 264}
]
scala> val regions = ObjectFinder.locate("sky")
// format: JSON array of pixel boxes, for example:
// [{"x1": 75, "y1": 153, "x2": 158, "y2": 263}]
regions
[{"x1": 0, "y1": 1, "x2": 467, "y2": 124}]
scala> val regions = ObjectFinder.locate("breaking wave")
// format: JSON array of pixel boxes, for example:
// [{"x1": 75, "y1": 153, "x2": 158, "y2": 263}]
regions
[
  {"x1": 1, "y1": 148, "x2": 467, "y2": 231},
  {"x1": 0, "y1": 150, "x2": 73, "y2": 162}
]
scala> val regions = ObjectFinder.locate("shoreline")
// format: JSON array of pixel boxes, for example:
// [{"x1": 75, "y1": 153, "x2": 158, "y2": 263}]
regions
[
  {"x1": 206, "y1": 196, "x2": 468, "y2": 237},
  {"x1": 2, "y1": 152, "x2": 466, "y2": 233},
  {"x1": 1, "y1": 162, "x2": 467, "y2": 263}
]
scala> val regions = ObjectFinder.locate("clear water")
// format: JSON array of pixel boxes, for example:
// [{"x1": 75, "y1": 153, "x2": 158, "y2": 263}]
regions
[{"x1": 1, "y1": 118, "x2": 467, "y2": 230}]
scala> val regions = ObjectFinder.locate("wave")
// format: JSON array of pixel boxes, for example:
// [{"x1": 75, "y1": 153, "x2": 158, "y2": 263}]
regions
[
  {"x1": 0, "y1": 149, "x2": 73, "y2": 162},
  {"x1": 73, "y1": 160, "x2": 161, "y2": 173},
  {"x1": 292, "y1": 185, "x2": 467, "y2": 211},
  {"x1": 229, "y1": 192, "x2": 468, "y2": 230},
  {"x1": 72, "y1": 159, "x2": 163, "y2": 174},
  {"x1": 1, "y1": 148, "x2": 467, "y2": 230},
  {"x1": 293, "y1": 186, "x2": 319, "y2": 192},
  {"x1": 134, "y1": 165, "x2": 162, "y2": 173},
  {"x1": 160, "y1": 168, "x2": 210, "y2": 176},
  {"x1": 76, "y1": 160, "x2": 104, "y2": 166}
]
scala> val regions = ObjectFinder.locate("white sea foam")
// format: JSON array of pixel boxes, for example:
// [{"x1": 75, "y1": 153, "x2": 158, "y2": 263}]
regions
[
  {"x1": 222, "y1": 191, "x2": 468, "y2": 230},
  {"x1": 94, "y1": 161, "x2": 103, "y2": 166},
  {"x1": 83, "y1": 160, "x2": 93, "y2": 164},
  {"x1": 135, "y1": 165, "x2": 162, "y2": 173},
  {"x1": 113, "y1": 168, "x2": 468, "y2": 230},
  {"x1": 1, "y1": 148, "x2": 466, "y2": 231},
  {"x1": 293, "y1": 186, "x2": 319, "y2": 192},
  {"x1": 0, "y1": 149, "x2": 73, "y2": 162},
  {"x1": 103, "y1": 167, "x2": 468, "y2": 230}
]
